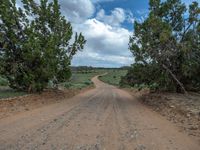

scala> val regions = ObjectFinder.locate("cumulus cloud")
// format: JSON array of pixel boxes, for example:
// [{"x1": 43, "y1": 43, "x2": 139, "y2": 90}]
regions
[
  {"x1": 72, "y1": 19, "x2": 133, "y2": 67},
  {"x1": 126, "y1": 10, "x2": 135, "y2": 24},
  {"x1": 96, "y1": 8, "x2": 126, "y2": 26},
  {"x1": 17, "y1": 0, "x2": 95, "y2": 23},
  {"x1": 60, "y1": 0, "x2": 94, "y2": 23}
]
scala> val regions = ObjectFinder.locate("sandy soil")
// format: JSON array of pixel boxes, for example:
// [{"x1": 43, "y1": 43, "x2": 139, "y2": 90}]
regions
[
  {"x1": 133, "y1": 90, "x2": 200, "y2": 140},
  {"x1": 0, "y1": 76, "x2": 199, "y2": 150}
]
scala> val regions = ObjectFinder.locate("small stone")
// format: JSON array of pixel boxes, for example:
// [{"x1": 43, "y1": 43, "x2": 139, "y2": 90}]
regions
[
  {"x1": 186, "y1": 113, "x2": 191, "y2": 117},
  {"x1": 130, "y1": 134, "x2": 134, "y2": 139},
  {"x1": 170, "y1": 105, "x2": 175, "y2": 108}
]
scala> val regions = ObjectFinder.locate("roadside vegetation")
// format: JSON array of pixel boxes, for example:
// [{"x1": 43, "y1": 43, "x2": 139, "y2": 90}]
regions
[
  {"x1": 99, "y1": 69, "x2": 128, "y2": 86},
  {"x1": 0, "y1": 76, "x2": 26, "y2": 99},
  {"x1": 122, "y1": 0, "x2": 200, "y2": 94},
  {"x1": 62, "y1": 67, "x2": 107, "y2": 89},
  {"x1": 0, "y1": 0, "x2": 85, "y2": 93},
  {"x1": 0, "y1": 76, "x2": 8, "y2": 87},
  {"x1": 62, "y1": 71, "x2": 99, "y2": 90},
  {"x1": 0, "y1": 66, "x2": 106, "y2": 99},
  {"x1": 0, "y1": 88, "x2": 26, "y2": 99}
]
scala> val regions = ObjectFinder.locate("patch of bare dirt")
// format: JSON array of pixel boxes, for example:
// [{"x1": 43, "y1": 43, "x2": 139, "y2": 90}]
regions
[
  {"x1": 127, "y1": 88, "x2": 200, "y2": 140},
  {"x1": 0, "y1": 86, "x2": 93, "y2": 119}
]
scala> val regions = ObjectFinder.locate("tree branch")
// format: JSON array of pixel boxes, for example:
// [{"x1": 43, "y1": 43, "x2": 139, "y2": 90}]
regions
[{"x1": 162, "y1": 64, "x2": 188, "y2": 94}]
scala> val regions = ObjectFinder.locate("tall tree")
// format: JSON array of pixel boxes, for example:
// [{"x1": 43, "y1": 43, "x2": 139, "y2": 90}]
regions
[
  {"x1": 0, "y1": 0, "x2": 86, "y2": 92},
  {"x1": 129, "y1": 0, "x2": 200, "y2": 93}
]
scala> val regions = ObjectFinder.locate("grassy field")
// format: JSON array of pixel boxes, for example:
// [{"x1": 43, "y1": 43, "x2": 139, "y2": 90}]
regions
[
  {"x1": 0, "y1": 87, "x2": 27, "y2": 99},
  {"x1": 99, "y1": 69, "x2": 128, "y2": 86},
  {"x1": 62, "y1": 71, "x2": 104, "y2": 89}
]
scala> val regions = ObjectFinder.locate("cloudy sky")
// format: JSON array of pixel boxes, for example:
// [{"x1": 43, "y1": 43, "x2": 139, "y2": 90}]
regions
[
  {"x1": 17, "y1": 0, "x2": 196, "y2": 67},
  {"x1": 68, "y1": 0, "x2": 148, "y2": 67}
]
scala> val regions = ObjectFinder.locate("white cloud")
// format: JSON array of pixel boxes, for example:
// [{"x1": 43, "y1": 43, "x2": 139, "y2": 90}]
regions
[
  {"x1": 96, "y1": 8, "x2": 126, "y2": 26},
  {"x1": 92, "y1": 0, "x2": 115, "y2": 3},
  {"x1": 72, "y1": 19, "x2": 133, "y2": 67},
  {"x1": 126, "y1": 10, "x2": 135, "y2": 23},
  {"x1": 96, "y1": 7, "x2": 137, "y2": 26},
  {"x1": 60, "y1": 0, "x2": 95, "y2": 23},
  {"x1": 16, "y1": 0, "x2": 94, "y2": 23}
]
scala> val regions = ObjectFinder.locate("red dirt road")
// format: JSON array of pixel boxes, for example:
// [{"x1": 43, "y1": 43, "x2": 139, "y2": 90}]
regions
[{"x1": 0, "y1": 76, "x2": 199, "y2": 150}]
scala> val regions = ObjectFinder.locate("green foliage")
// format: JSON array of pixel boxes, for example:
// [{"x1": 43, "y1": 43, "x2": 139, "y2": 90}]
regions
[
  {"x1": 64, "y1": 83, "x2": 73, "y2": 88},
  {"x1": 121, "y1": 64, "x2": 175, "y2": 91},
  {"x1": 62, "y1": 72, "x2": 99, "y2": 89},
  {"x1": 127, "y1": 0, "x2": 200, "y2": 93},
  {"x1": 0, "y1": 76, "x2": 8, "y2": 86},
  {"x1": 84, "y1": 81, "x2": 92, "y2": 85},
  {"x1": 0, "y1": 0, "x2": 86, "y2": 92},
  {"x1": 0, "y1": 88, "x2": 26, "y2": 99},
  {"x1": 72, "y1": 66, "x2": 97, "y2": 74},
  {"x1": 99, "y1": 69, "x2": 128, "y2": 86}
]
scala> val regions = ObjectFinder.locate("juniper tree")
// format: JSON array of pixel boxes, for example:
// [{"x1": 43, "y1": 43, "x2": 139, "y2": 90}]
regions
[
  {"x1": 128, "y1": 0, "x2": 200, "y2": 93},
  {"x1": 0, "y1": 0, "x2": 86, "y2": 92}
]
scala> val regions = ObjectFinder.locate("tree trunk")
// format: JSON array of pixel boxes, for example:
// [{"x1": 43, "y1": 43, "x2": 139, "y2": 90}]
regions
[
  {"x1": 162, "y1": 64, "x2": 188, "y2": 94},
  {"x1": 28, "y1": 85, "x2": 32, "y2": 93}
]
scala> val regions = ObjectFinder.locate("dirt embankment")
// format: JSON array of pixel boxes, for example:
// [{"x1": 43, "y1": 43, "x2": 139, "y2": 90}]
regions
[
  {"x1": 127, "y1": 89, "x2": 200, "y2": 139},
  {"x1": 0, "y1": 86, "x2": 93, "y2": 119}
]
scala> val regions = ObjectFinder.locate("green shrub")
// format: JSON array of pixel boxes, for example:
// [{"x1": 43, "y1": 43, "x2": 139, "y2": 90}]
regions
[
  {"x1": 121, "y1": 63, "x2": 175, "y2": 91},
  {"x1": 149, "y1": 83, "x2": 159, "y2": 91},
  {"x1": 64, "y1": 83, "x2": 73, "y2": 88},
  {"x1": 0, "y1": 77, "x2": 8, "y2": 86},
  {"x1": 84, "y1": 81, "x2": 92, "y2": 85}
]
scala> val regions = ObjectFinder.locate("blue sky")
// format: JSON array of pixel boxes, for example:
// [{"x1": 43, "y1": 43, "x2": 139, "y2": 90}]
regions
[
  {"x1": 93, "y1": 0, "x2": 149, "y2": 30},
  {"x1": 17, "y1": 0, "x2": 197, "y2": 68}
]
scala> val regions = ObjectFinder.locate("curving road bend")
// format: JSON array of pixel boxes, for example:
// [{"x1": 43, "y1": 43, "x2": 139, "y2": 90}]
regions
[{"x1": 0, "y1": 76, "x2": 199, "y2": 150}]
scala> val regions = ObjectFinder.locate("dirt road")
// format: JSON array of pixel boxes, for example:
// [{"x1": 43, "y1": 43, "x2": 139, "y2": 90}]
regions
[{"x1": 0, "y1": 76, "x2": 199, "y2": 150}]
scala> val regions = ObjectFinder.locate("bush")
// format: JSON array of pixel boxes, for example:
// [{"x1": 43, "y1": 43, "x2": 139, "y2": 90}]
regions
[
  {"x1": 0, "y1": 76, "x2": 8, "y2": 86},
  {"x1": 84, "y1": 81, "x2": 92, "y2": 85},
  {"x1": 121, "y1": 63, "x2": 176, "y2": 92},
  {"x1": 64, "y1": 83, "x2": 73, "y2": 89}
]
